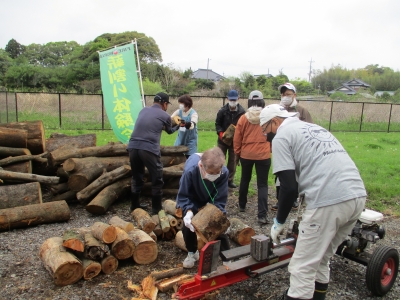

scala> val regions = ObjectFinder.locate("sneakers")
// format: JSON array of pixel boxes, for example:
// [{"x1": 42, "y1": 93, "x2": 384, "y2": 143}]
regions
[
  {"x1": 228, "y1": 182, "x2": 237, "y2": 188},
  {"x1": 183, "y1": 250, "x2": 199, "y2": 268},
  {"x1": 258, "y1": 217, "x2": 270, "y2": 224}
]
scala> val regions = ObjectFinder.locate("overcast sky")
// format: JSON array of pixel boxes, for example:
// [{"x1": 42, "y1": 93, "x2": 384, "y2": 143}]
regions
[{"x1": 1, "y1": 0, "x2": 399, "y2": 80}]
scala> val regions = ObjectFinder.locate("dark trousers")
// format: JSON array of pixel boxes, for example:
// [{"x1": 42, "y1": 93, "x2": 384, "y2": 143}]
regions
[
  {"x1": 217, "y1": 140, "x2": 236, "y2": 183},
  {"x1": 182, "y1": 225, "x2": 230, "y2": 260},
  {"x1": 239, "y1": 158, "x2": 271, "y2": 218},
  {"x1": 128, "y1": 149, "x2": 164, "y2": 196}
]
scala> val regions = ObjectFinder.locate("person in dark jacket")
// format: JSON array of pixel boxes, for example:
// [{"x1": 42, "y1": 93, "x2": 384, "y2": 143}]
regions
[
  {"x1": 215, "y1": 90, "x2": 246, "y2": 188},
  {"x1": 176, "y1": 147, "x2": 230, "y2": 268},
  {"x1": 127, "y1": 92, "x2": 177, "y2": 214}
]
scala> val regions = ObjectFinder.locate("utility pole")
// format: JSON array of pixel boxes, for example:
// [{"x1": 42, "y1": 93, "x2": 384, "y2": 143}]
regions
[
  {"x1": 206, "y1": 58, "x2": 210, "y2": 80},
  {"x1": 308, "y1": 58, "x2": 314, "y2": 82}
]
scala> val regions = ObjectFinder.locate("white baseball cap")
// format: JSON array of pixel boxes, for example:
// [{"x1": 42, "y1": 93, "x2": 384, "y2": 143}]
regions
[
  {"x1": 259, "y1": 104, "x2": 299, "y2": 126},
  {"x1": 248, "y1": 90, "x2": 263, "y2": 100},
  {"x1": 278, "y1": 82, "x2": 297, "y2": 94}
]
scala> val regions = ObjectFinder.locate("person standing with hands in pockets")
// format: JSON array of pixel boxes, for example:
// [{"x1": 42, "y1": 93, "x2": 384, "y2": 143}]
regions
[{"x1": 170, "y1": 95, "x2": 198, "y2": 158}]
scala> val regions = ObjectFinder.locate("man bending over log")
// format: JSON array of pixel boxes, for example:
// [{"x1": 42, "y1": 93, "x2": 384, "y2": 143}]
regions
[
  {"x1": 127, "y1": 93, "x2": 178, "y2": 214},
  {"x1": 176, "y1": 147, "x2": 230, "y2": 268}
]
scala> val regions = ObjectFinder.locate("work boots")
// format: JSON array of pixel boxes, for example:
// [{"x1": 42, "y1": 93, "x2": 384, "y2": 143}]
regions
[
  {"x1": 151, "y1": 194, "x2": 163, "y2": 215},
  {"x1": 313, "y1": 282, "x2": 328, "y2": 300},
  {"x1": 130, "y1": 192, "x2": 148, "y2": 212}
]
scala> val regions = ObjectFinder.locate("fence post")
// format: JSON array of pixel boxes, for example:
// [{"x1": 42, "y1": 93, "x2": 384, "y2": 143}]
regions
[
  {"x1": 5, "y1": 91, "x2": 8, "y2": 123},
  {"x1": 58, "y1": 93, "x2": 62, "y2": 128},
  {"x1": 101, "y1": 94, "x2": 105, "y2": 130},
  {"x1": 388, "y1": 104, "x2": 393, "y2": 133},
  {"x1": 15, "y1": 93, "x2": 19, "y2": 122},
  {"x1": 359, "y1": 102, "x2": 365, "y2": 132},
  {"x1": 328, "y1": 101, "x2": 333, "y2": 131}
]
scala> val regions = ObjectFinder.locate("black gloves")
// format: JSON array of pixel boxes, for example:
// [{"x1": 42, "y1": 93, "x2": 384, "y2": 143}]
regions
[{"x1": 185, "y1": 121, "x2": 192, "y2": 129}]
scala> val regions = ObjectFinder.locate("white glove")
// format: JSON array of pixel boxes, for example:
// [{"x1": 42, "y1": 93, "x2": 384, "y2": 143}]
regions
[
  {"x1": 270, "y1": 217, "x2": 285, "y2": 244},
  {"x1": 183, "y1": 211, "x2": 195, "y2": 232}
]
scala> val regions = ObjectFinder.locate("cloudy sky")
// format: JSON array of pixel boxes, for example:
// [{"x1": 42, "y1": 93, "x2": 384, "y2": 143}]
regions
[{"x1": 1, "y1": 0, "x2": 399, "y2": 80}]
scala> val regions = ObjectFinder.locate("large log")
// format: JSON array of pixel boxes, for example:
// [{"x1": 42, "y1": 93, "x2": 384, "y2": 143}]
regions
[
  {"x1": 63, "y1": 156, "x2": 129, "y2": 173},
  {"x1": 0, "y1": 146, "x2": 30, "y2": 157},
  {"x1": 0, "y1": 120, "x2": 46, "y2": 154},
  {"x1": 0, "y1": 182, "x2": 42, "y2": 209},
  {"x1": 39, "y1": 237, "x2": 83, "y2": 286},
  {"x1": 85, "y1": 178, "x2": 131, "y2": 215},
  {"x1": 160, "y1": 145, "x2": 189, "y2": 155},
  {"x1": 111, "y1": 227, "x2": 135, "y2": 260},
  {"x1": 50, "y1": 182, "x2": 69, "y2": 195},
  {"x1": 46, "y1": 133, "x2": 96, "y2": 152},
  {"x1": 82, "y1": 259, "x2": 101, "y2": 280},
  {"x1": 2, "y1": 161, "x2": 32, "y2": 174},
  {"x1": 108, "y1": 215, "x2": 134, "y2": 233},
  {"x1": 132, "y1": 208, "x2": 156, "y2": 234},
  {"x1": 0, "y1": 200, "x2": 70, "y2": 231},
  {"x1": 158, "y1": 210, "x2": 170, "y2": 233},
  {"x1": 160, "y1": 155, "x2": 187, "y2": 167},
  {"x1": 0, "y1": 152, "x2": 47, "y2": 167},
  {"x1": 163, "y1": 199, "x2": 182, "y2": 218},
  {"x1": 91, "y1": 222, "x2": 117, "y2": 244},
  {"x1": 191, "y1": 203, "x2": 230, "y2": 243},
  {"x1": 174, "y1": 230, "x2": 205, "y2": 252},
  {"x1": 62, "y1": 229, "x2": 85, "y2": 252},
  {"x1": 156, "y1": 274, "x2": 193, "y2": 293},
  {"x1": 51, "y1": 190, "x2": 77, "y2": 203},
  {"x1": 151, "y1": 215, "x2": 163, "y2": 237},
  {"x1": 82, "y1": 230, "x2": 109, "y2": 261},
  {"x1": 226, "y1": 218, "x2": 256, "y2": 246},
  {"x1": 48, "y1": 143, "x2": 128, "y2": 167},
  {"x1": 0, "y1": 127, "x2": 28, "y2": 149},
  {"x1": 77, "y1": 165, "x2": 131, "y2": 203},
  {"x1": 160, "y1": 162, "x2": 185, "y2": 177},
  {"x1": 128, "y1": 229, "x2": 158, "y2": 264},
  {"x1": 101, "y1": 254, "x2": 118, "y2": 275},
  {"x1": 0, "y1": 169, "x2": 59, "y2": 184}
]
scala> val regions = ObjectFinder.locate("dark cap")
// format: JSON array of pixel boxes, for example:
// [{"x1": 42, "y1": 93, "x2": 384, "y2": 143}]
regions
[
  {"x1": 154, "y1": 92, "x2": 171, "y2": 104},
  {"x1": 227, "y1": 90, "x2": 239, "y2": 100}
]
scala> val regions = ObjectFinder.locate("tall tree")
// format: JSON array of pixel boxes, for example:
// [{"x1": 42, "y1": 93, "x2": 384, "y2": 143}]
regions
[{"x1": 5, "y1": 39, "x2": 25, "y2": 59}]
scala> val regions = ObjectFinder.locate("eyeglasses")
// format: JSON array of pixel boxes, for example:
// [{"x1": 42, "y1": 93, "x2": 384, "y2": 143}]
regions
[{"x1": 262, "y1": 120, "x2": 272, "y2": 133}]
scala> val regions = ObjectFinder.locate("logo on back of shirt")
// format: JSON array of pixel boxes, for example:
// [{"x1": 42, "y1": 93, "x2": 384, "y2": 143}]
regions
[{"x1": 302, "y1": 124, "x2": 346, "y2": 155}]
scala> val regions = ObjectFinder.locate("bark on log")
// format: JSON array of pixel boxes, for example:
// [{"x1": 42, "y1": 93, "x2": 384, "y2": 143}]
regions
[
  {"x1": 0, "y1": 152, "x2": 47, "y2": 167},
  {"x1": 0, "y1": 127, "x2": 28, "y2": 149},
  {"x1": 39, "y1": 237, "x2": 83, "y2": 286},
  {"x1": 77, "y1": 165, "x2": 131, "y2": 203},
  {"x1": 63, "y1": 156, "x2": 129, "y2": 173},
  {"x1": 100, "y1": 183, "x2": 128, "y2": 208},
  {"x1": 166, "y1": 214, "x2": 178, "y2": 227},
  {"x1": 149, "y1": 231, "x2": 157, "y2": 242},
  {"x1": 0, "y1": 120, "x2": 46, "y2": 154},
  {"x1": 174, "y1": 230, "x2": 206, "y2": 252},
  {"x1": 82, "y1": 231, "x2": 109, "y2": 261},
  {"x1": 62, "y1": 229, "x2": 85, "y2": 252},
  {"x1": 162, "y1": 228, "x2": 176, "y2": 241},
  {"x1": 151, "y1": 215, "x2": 163, "y2": 236},
  {"x1": 162, "y1": 199, "x2": 183, "y2": 218},
  {"x1": 141, "y1": 275, "x2": 158, "y2": 300},
  {"x1": 101, "y1": 254, "x2": 118, "y2": 275},
  {"x1": 50, "y1": 182, "x2": 69, "y2": 195},
  {"x1": 0, "y1": 200, "x2": 70, "y2": 231},
  {"x1": 111, "y1": 227, "x2": 135, "y2": 260},
  {"x1": 160, "y1": 155, "x2": 187, "y2": 167},
  {"x1": 128, "y1": 229, "x2": 158, "y2": 264},
  {"x1": 160, "y1": 162, "x2": 185, "y2": 177},
  {"x1": 150, "y1": 267, "x2": 184, "y2": 281},
  {"x1": 176, "y1": 218, "x2": 183, "y2": 230},
  {"x1": 0, "y1": 182, "x2": 42, "y2": 209},
  {"x1": 156, "y1": 274, "x2": 193, "y2": 293},
  {"x1": 132, "y1": 208, "x2": 156, "y2": 234},
  {"x1": 158, "y1": 210, "x2": 170, "y2": 233},
  {"x1": 91, "y1": 222, "x2": 117, "y2": 244},
  {"x1": 191, "y1": 203, "x2": 230, "y2": 243},
  {"x1": 226, "y1": 218, "x2": 256, "y2": 246},
  {"x1": 56, "y1": 167, "x2": 69, "y2": 181},
  {"x1": 160, "y1": 145, "x2": 189, "y2": 155},
  {"x1": 0, "y1": 146, "x2": 30, "y2": 157},
  {"x1": 48, "y1": 143, "x2": 128, "y2": 167},
  {"x1": 108, "y1": 215, "x2": 134, "y2": 233},
  {"x1": 51, "y1": 190, "x2": 77, "y2": 203},
  {"x1": 46, "y1": 133, "x2": 96, "y2": 152},
  {"x1": 82, "y1": 259, "x2": 101, "y2": 280},
  {"x1": 2, "y1": 161, "x2": 32, "y2": 174},
  {"x1": 0, "y1": 169, "x2": 59, "y2": 184},
  {"x1": 163, "y1": 176, "x2": 181, "y2": 189}
]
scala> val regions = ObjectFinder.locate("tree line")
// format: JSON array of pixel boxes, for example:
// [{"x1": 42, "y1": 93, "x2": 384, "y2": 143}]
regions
[{"x1": 1, "y1": 31, "x2": 400, "y2": 102}]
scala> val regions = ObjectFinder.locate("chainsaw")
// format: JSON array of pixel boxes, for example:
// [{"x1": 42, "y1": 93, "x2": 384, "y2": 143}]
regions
[{"x1": 173, "y1": 208, "x2": 398, "y2": 299}]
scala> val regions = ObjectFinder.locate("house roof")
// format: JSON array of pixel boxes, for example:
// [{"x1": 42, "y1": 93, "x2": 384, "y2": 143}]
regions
[
  {"x1": 327, "y1": 84, "x2": 357, "y2": 95},
  {"x1": 343, "y1": 78, "x2": 371, "y2": 87},
  {"x1": 191, "y1": 69, "x2": 225, "y2": 81}
]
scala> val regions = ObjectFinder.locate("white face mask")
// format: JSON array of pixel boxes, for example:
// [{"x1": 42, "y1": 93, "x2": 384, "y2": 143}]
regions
[
  {"x1": 179, "y1": 104, "x2": 185, "y2": 110},
  {"x1": 205, "y1": 172, "x2": 221, "y2": 182},
  {"x1": 280, "y1": 96, "x2": 293, "y2": 107},
  {"x1": 229, "y1": 101, "x2": 238, "y2": 107}
]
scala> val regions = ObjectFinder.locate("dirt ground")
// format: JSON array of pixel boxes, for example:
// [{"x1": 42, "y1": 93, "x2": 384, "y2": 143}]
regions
[{"x1": 0, "y1": 186, "x2": 399, "y2": 300}]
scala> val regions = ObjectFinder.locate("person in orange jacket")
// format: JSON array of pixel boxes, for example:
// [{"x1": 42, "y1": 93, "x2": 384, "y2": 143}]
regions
[{"x1": 233, "y1": 90, "x2": 271, "y2": 224}]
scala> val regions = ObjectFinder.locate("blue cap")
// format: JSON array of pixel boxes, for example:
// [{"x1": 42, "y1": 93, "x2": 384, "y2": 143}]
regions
[{"x1": 227, "y1": 90, "x2": 239, "y2": 100}]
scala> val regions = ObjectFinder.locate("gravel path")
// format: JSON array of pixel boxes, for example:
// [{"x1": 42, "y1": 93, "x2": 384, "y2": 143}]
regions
[{"x1": 0, "y1": 188, "x2": 399, "y2": 300}]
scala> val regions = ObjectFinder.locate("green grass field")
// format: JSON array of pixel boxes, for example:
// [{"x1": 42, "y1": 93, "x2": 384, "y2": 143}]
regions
[{"x1": 45, "y1": 129, "x2": 400, "y2": 216}]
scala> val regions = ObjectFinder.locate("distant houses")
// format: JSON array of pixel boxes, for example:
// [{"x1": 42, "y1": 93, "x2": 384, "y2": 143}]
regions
[
  {"x1": 327, "y1": 78, "x2": 371, "y2": 95},
  {"x1": 191, "y1": 69, "x2": 225, "y2": 82}
]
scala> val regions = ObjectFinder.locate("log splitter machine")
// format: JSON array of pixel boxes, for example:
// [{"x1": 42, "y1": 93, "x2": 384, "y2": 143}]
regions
[{"x1": 173, "y1": 208, "x2": 398, "y2": 299}]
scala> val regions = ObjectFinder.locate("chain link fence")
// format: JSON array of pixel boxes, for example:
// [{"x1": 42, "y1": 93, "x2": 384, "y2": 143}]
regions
[{"x1": 1, "y1": 92, "x2": 399, "y2": 132}]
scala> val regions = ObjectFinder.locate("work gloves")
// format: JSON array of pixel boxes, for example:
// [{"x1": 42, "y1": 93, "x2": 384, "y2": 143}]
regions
[
  {"x1": 184, "y1": 211, "x2": 195, "y2": 232},
  {"x1": 180, "y1": 120, "x2": 192, "y2": 130},
  {"x1": 219, "y1": 132, "x2": 224, "y2": 140},
  {"x1": 270, "y1": 218, "x2": 285, "y2": 244}
]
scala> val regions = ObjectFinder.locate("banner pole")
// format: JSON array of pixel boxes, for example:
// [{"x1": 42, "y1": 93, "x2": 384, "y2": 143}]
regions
[{"x1": 133, "y1": 39, "x2": 145, "y2": 108}]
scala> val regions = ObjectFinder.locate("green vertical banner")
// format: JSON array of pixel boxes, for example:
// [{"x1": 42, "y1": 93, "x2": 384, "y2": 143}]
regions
[{"x1": 99, "y1": 43, "x2": 143, "y2": 144}]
